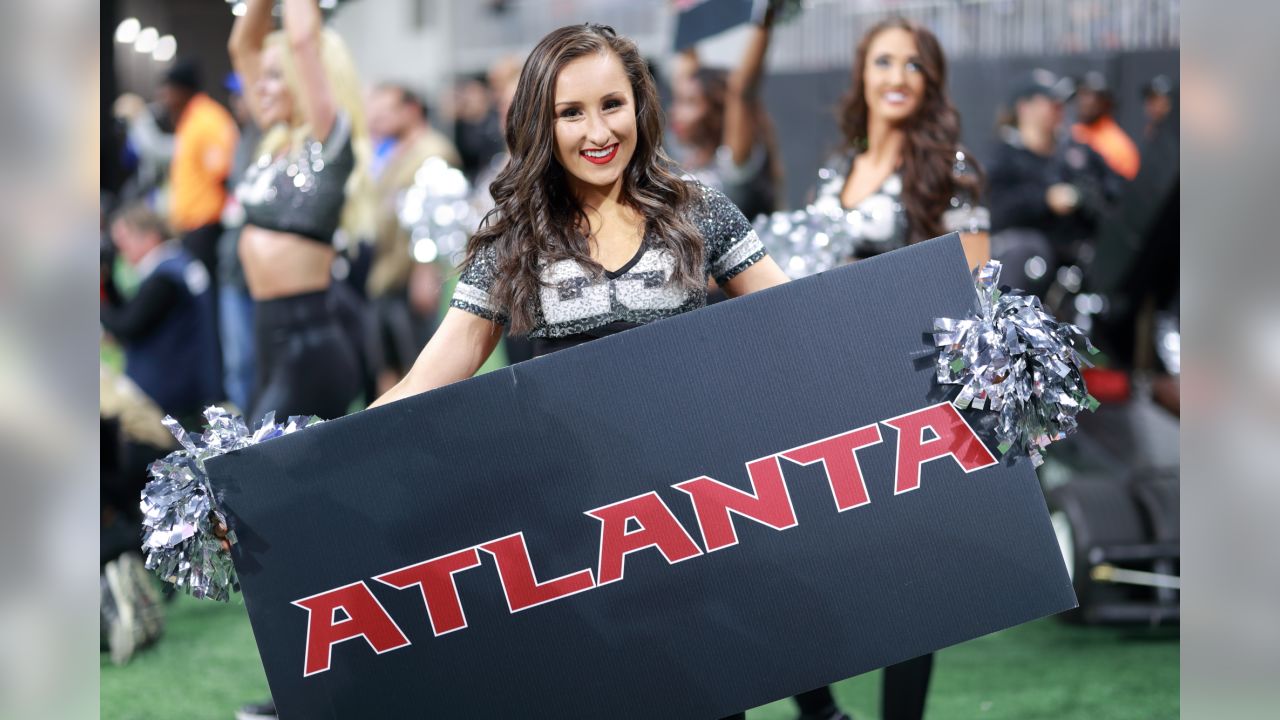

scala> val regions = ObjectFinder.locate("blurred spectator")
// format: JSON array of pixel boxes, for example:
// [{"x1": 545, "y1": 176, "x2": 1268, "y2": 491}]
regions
[
  {"x1": 1072, "y1": 70, "x2": 1140, "y2": 180},
  {"x1": 365, "y1": 82, "x2": 460, "y2": 394},
  {"x1": 669, "y1": 5, "x2": 782, "y2": 222},
  {"x1": 988, "y1": 69, "x2": 1120, "y2": 288},
  {"x1": 216, "y1": 73, "x2": 261, "y2": 413},
  {"x1": 1091, "y1": 82, "x2": 1179, "y2": 370},
  {"x1": 100, "y1": 203, "x2": 221, "y2": 427},
  {"x1": 452, "y1": 74, "x2": 504, "y2": 181},
  {"x1": 472, "y1": 55, "x2": 522, "y2": 218},
  {"x1": 159, "y1": 59, "x2": 239, "y2": 293},
  {"x1": 111, "y1": 93, "x2": 174, "y2": 209},
  {"x1": 473, "y1": 55, "x2": 533, "y2": 366},
  {"x1": 1142, "y1": 74, "x2": 1177, "y2": 140},
  {"x1": 99, "y1": 363, "x2": 170, "y2": 665}
]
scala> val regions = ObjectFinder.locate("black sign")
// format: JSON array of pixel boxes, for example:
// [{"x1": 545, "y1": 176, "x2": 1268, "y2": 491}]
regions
[
  {"x1": 210, "y1": 235, "x2": 1076, "y2": 719},
  {"x1": 673, "y1": 0, "x2": 755, "y2": 51}
]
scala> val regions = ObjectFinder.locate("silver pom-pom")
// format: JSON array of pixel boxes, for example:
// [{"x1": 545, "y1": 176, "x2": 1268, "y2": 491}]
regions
[
  {"x1": 753, "y1": 201, "x2": 860, "y2": 279},
  {"x1": 753, "y1": 179, "x2": 898, "y2": 277},
  {"x1": 139, "y1": 407, "x2": 320, "y2": 601},
  {"x1": 398, "y1": 156, "x2": 480, "y2": 267},
  {"x1": 933, "y1": 261, "x2": 1100, "y2": 467}
]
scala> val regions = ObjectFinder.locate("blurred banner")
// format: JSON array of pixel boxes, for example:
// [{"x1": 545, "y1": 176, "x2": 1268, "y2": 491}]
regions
[{"x1": 674, "y1": 0, "x2": 755, "y2": 50}]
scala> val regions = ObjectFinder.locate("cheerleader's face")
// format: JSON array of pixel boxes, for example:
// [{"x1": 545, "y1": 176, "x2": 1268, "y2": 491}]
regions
[
  {"x1": 552, "y1": 51, "x2": 638, "y2": 195},
  {"x1": 256, "y1": 44, "x2": 295, "y2": 128},
  {"x1": 862, "y1": 28, "x2": 926, "y2": 125},
  {"x1": 670, "y1": 74, "x2": 707, "y2": 144}
]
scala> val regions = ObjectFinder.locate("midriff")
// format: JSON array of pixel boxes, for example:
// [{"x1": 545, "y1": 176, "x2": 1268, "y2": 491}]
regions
[{"x1": 239, "y1": 225, "x2": 336, "y2": 300}]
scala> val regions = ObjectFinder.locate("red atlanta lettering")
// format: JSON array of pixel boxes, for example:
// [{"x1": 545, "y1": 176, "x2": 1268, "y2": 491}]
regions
[
  {"x1": 294, "y1": 401, "x2": 996, "y2": 676},
  {"x1": 292, "y1": 581, "x2": 411, "y2": 676},
  {"x1": 673, "y1": 456, "x2": 797, "y2": 552},
  {"x1": 587, "y1": 491, "x2": 703, "y2": 584},
  {"x1": 374, "y1": 548, "x2": 483, "y2": 636}
]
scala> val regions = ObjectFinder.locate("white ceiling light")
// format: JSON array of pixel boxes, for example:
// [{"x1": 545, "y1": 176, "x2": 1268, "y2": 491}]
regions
[
  {"x1": 135, "y1": 27, "x2": 159, "y2": 54},
  {"x1": 115, "y1": 18, "x2": 141, "y2": 44},
  {"x1": 153, "y1": 35, "x2": 177, "y2": 63}
]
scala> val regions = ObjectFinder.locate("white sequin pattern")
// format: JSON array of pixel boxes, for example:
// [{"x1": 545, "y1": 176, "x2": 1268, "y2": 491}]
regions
[{"x1": 451, "y1": 183, "x2": 766, "y2": 338}]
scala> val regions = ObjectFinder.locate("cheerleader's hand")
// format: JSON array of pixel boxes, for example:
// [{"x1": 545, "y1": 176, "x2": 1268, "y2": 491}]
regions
[{"x1": 212, "y1": 516, "x2": 232, "y2": 553}]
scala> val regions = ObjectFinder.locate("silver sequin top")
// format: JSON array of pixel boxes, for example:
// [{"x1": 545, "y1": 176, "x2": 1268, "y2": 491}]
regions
[
  {"x1": 810, "y1": 149, "x2": 990, "y2": 254},
  {"x1": 450, "y1": 183, "x2": 767, "y2": 338},
  {"x1": 236, "y1": 113, "x2": 354, "y2": 244}
]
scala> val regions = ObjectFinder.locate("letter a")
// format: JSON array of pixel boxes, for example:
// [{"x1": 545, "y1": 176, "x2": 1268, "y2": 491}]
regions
[
  {"x1": 587, "y1": 492, "x2": 703, "y2": 585},
  {"x1": 673, "y1": 456, "x2": 798, "y2": 552},
  {"x1": 881, "y1": 402, "x2": 998, "y2": 494},
  {"x1": 292, "y1": 581, "x2": 411, "y2": 677}
]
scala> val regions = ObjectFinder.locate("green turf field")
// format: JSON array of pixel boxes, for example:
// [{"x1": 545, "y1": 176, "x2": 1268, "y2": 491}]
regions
[{"x1": 101, "y1": 594, "x2": 1177, "y2": 719}]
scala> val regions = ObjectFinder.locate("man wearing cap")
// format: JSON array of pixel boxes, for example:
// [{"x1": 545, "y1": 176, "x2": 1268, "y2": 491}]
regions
[
  {"x1": 988, "y1": 69, "x2": 1119, "y2": 274},
  {"x1": 1142, "y1": 75, "x2": 1176, "y2": 140},
  {"x1": 364, "y1": 82, "x2": 461, "y2": 396},
  {"x1": 1072, "y1": 71, "x2": 1140, "y2": 180},
  {"x1": 157, "y1": 58, "x2": 239, "y2": 302}
]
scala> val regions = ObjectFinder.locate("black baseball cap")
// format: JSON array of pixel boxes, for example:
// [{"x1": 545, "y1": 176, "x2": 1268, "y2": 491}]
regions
[
  {"x1": 1077, "y1": 70, "x2": 1110, "y2": 95},
  {"x1": 1010, "y1": 69, "x2": 1075, "y2": 104},
  {"x1": 163, "y1": 59, "x2": 202, "y2": 92},
  {"x1": 1142, "y1": 74, "x2": 1176, "y2": 99}
]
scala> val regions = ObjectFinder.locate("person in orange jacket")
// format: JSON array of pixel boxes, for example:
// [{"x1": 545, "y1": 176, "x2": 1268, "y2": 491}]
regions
[{"x1": 1071, "y1": 71, "x2": 1140, "y2": 181}]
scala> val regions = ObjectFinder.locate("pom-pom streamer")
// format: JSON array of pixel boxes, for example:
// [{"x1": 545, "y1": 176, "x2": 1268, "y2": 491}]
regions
[
  {"x1": 934, "y1": 261, "x2": 1100, "y2": 466},
  {"x1": 139, "y1": 407, "x2": 320, "y2": 601}
]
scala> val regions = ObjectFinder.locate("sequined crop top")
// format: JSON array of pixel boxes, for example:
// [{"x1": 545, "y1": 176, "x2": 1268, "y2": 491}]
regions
[
  {"x1": 450, "y1": 183, "x2": 767, "y2": 339},
  {"x1": 235, "y1": 113, "x2": 354, "y2": 244}
]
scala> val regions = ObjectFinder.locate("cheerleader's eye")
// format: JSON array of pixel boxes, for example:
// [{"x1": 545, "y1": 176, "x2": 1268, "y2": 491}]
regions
[{"x1": 558, "y1": 106, "x2": 582, "y2": 119}]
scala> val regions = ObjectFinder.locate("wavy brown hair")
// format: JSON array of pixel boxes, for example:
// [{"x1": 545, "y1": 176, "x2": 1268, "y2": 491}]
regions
[
  {"x1": 466, "y1": 23, "x2": 704, "y2": 334},
  {"x1": 838, "y1": 17, "x2": 983, "y2": 243}
]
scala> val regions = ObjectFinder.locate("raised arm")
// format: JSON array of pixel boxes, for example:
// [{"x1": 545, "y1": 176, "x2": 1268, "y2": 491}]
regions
[
  {"x1": 367, "y1": 308, "x2": 503, "y2": 409},
  {"x1": 227, "y1": 0, "x2": 274, "y2": 128},
  {"x1": 722, "y1": 8, "x2": 775, "y2": 167},
  {"x1": 280, "y1": 0, "x2": 338, "y2": 140}
]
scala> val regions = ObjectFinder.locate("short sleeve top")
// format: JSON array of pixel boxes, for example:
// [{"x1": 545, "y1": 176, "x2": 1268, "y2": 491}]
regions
[{"x1": 450, "y1": 182, "x2": 767, "y2": 339}]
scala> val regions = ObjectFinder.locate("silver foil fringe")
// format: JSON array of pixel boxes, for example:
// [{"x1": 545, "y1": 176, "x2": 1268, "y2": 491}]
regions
[
  {"x1": 934, "y1": 261, "x2": 1100, "y2": 466},
  {"x1": 139, "y1": 407, "x2": 320, "y2": 601}
]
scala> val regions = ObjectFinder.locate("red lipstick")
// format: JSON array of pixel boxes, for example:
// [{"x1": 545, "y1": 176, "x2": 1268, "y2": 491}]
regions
[{"x1": 580, "y1": 144, "x2": 619, "y2": 165}]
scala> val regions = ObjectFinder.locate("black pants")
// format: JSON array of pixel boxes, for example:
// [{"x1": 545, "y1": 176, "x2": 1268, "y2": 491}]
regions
[
  {"x1": 250, "y1": 289, "x2": 361, "y2": 421},
  {"x1": 365, "y1": 288, "x2": 437, "y2": 376},
  {"x1": 719, "y1": 653, "x2": 933, "y2": 720}
]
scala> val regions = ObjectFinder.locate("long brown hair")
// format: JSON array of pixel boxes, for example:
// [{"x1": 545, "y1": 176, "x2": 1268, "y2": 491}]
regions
[
  {"x1": 466, "y1": 23, "x2": 704, "y2": 334},
  {"x1": 838, "y1": 17, "x2": 982, "y2": 243}
]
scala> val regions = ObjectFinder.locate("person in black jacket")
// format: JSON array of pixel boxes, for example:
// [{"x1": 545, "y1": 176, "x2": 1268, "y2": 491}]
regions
[
  {"x1": 987, "y1": 70, "x2": 1120, "y2": 289},
  {"x1": 101, "y1": 203, "x2": 221, "y2": 426}
]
